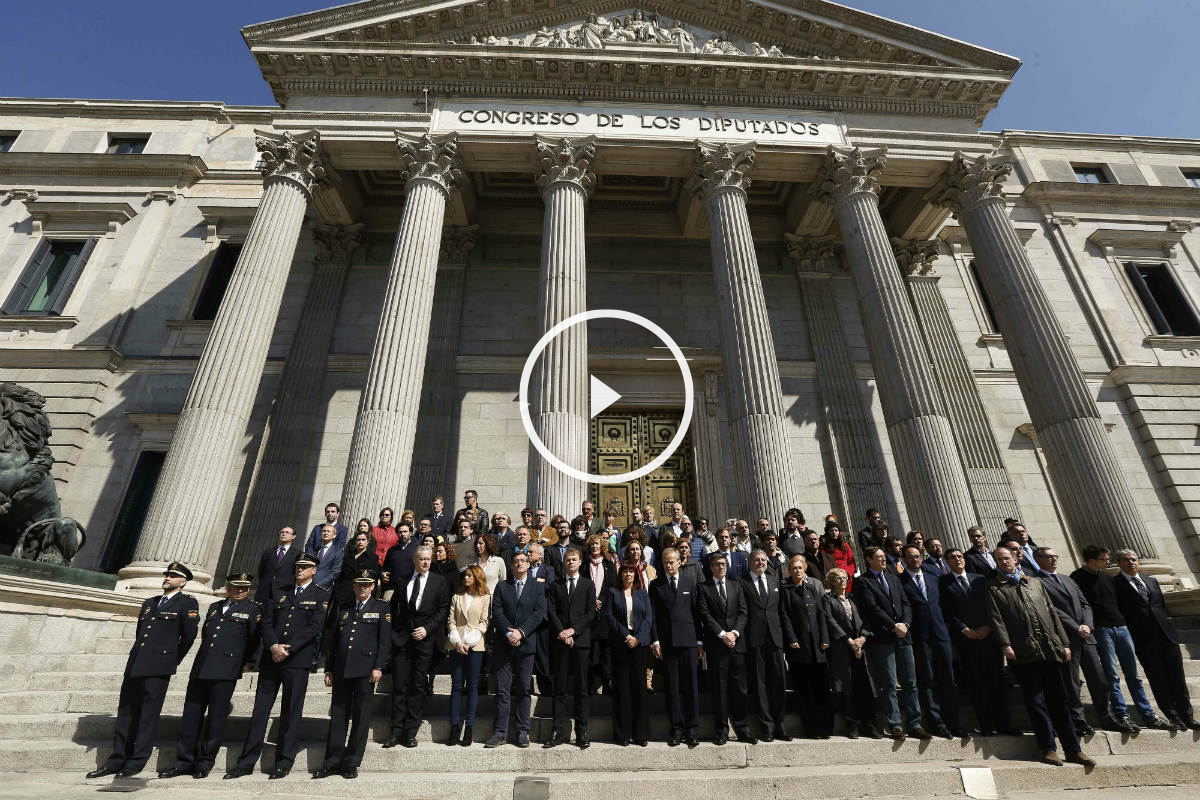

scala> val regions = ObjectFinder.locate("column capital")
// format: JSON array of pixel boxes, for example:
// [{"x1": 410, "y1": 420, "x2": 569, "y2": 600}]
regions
[
  {"x1": 397, "y1": 132, "x2": 465, "y2": 197},
  {"x1": 933, "y1": 151, "x2": 1012, "y2": 214},
  {"x1": 311, "y1": 222, "x2": 365, "y2": 263},
  {"x1": 811, "y1": 146, "x2": 887, "y2": 207},
  {"x1": 255, "y1": 129, "x2": 329, "y2": 199},
  {"x1": 784, "y1": 233, "x2": 843, "y2": 274},
  {"x1": 440, "y1": 224, "x2": 480, "y2": 264},
  {"x1": 535, "y1": 135, "x2": 596, "y2": 197},
  {"x1": 890, "y1": 238, "x2": 941, "y2": 276},
  {"x1": 688, "y1": 141, "x2": 756, "y2": 199}
]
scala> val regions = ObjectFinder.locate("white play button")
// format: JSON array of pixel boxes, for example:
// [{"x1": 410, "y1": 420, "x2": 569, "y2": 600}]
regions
[{"x1": 589, "y1": 375, "x2": 622, "y2": 419}]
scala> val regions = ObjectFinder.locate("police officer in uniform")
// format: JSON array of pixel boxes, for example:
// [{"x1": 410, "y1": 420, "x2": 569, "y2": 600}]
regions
[
  {"x1": 158, "y1": 571, "x2": 261, "y2": 779},
  {"x1": 313, "y1": 569, "x2": 390, "y2": 779},
  {"x1": 86, "y1": 562, "x2": 199, "y2": 779},
  {"x1": 225, "y1": 552, "x2": 329, "y2": 780}
]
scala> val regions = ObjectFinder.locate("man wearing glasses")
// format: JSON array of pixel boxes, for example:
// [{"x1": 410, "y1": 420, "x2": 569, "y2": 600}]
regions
[{"x1": 456, "y1": 489, "x2": 490, "y2": 536}]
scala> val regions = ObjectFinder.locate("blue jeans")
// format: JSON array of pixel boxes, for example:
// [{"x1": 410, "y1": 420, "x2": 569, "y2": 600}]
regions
[
  {"x1": 865, "y1": 636, "x2": 923, "y2": 730},
  {"x1": 1095, "y1": 625, "x2": 1155, "y2": 721},
  {"x1": 449, "y1": 649, "x2": 483, "y2": 725}
]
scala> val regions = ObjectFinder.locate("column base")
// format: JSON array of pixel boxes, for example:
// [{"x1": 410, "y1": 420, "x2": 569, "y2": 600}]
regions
[{"x1": 115, "y1": 561, "x2": 214, "y2": 596}]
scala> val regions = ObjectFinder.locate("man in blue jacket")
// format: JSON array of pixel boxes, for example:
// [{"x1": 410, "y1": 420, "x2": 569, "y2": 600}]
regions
[
  {"x1": 486, "y1": 551, "x2": 547, "y2": 748},
  {"x1": 899, "y1": 545, "x2": 959, "y2": 738},
  {"x1": 305, "y1": 502, "x2": 348, "y2": 554}
]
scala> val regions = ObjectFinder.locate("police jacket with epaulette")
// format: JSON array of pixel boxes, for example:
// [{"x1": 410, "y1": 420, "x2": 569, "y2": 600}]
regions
[
  {"x1": 325, "y1": 596, "x2": 390, "y2": 679},
  {"x1": 259, "y1": 581, "x2": 330, "y2": 669},
  {"x1": 190, "y1": 597, "x2": 262, "y2": 681},
  {"x1": 126, "y1": 592, "x2": 199, "y2": 678}
]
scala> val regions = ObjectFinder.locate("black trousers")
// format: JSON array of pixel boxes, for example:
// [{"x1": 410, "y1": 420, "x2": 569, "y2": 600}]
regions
[
  {"x1": 661, "y1": 645, "x2": 701, "y2": 738},
  {"x1": 707, "y1": 646, "x2": 749, "y2": 737},
  {"x1": 745, "y1": 644, "x2": 788, "y2": 736},
  {"x1": 610, "y1": 644, "x2": 649, "y2": 743},
  {"x1": 787, "y1": 657, "x2": 833, "y2": 737},
  {"x1": 551, "y1": 643, "x2": 591, "y2": 737},
  {"x1": 911, "y1": 636, "x2": 957, "y2": 730},
  {"x1": 1136, "y1": 636, "x2": 1195, "y2": 722},
  {"x1": 1011, "y1": 660, "x2": 1081, "y2": 755},
  {"x1": 101, "y1": 674, "x2": 170, "y2": 772},
  {"x1": 830, "y1": 651, "x2": 877, "y2": 727},
  {"x1": 174, "y1": 677, "x2": 237, "y2": 771},
  {"x1": 391, "y1": 641, "x2": 435, "y2": 739},
  {"x1": 953, "y1": 637, "x2": 1013, "y2": 733},
  {"x1": 324, "y1": 676, "x2": 375, "y2": 771},
  {"x1": 1065, "y1": 637, "x2": 1112, "y2": 725},
  {"x1": 235, "y1": 666, "x2": 309, "y2": 771}
]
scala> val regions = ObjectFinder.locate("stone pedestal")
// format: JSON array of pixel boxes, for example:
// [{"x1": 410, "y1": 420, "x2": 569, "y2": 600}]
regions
[
  {"x1": 340, "y1": 133, "x2": 463, "y2": 526},
  {"x1": 690, "y1": 142, "x2": 796, "y2": 525},
  {"x1": 120, "y1": 131, "x2": 327, "y2": 591},
  {"x1": 813, "y1": 146, "x2": 975, "y2": 547},
  {"x1": 937, "y1": 152, "x2": 1157, "y2": 557},
  {"x1": 526, "y1": 136, "x2": 594, "y2": 516}
]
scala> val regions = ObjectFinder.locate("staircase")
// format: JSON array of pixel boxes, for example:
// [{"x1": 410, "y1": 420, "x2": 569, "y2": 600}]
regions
[{"x1": 1, "y1": 587, "x2": 1199, "y2": 798}]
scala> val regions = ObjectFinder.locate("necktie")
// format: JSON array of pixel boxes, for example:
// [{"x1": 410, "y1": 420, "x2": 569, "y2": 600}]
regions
[
  {"x1": 757, "y1": 575, "x2": 767, "y2": 601},
  {"x1": 717, "y1": 581, "x2": 727, "y2": 606},
  {"x1": 295, "y1": 585, "x2": 302, "y2": 597},
  {"x1": 1051, "y1": 573, "x2": 1065, "y2": 589},
  {"x1": 568, "y1": 577, "x2": 576, "y2": 599},
  {"x1": 516, "y1": 580, "x2": 525, "y2": 600},
  {"x1": 958, "y1": 574, "x2": 969, "y2": 592},
  {"x1": 1134, "y1": 575, "x2": 1148, "y2": 599},
  {"x1": 915, "y1": 573, "x2": 926, "y2": 599},
  {"x1": 356, "y1": 601, "x2": 365, "y2": 615},
  {"x1": 670, "y1": 576, "x2": 677, "y2": 594},
  {"x1": 158, "y1": 595, "x2": 168, "y2": 609},
  {"x1": 984, "y1": 551, "x2": 996, "y2": 568},
  {"x1": 276, "y1": 545, "x2": 285, "y2": 563},
  {"x1": 409, "y1": 573, "x2": 422, "y2": 609},
  {"x1": 223, "y1": 600, "x2": 231, "y2": 615}
]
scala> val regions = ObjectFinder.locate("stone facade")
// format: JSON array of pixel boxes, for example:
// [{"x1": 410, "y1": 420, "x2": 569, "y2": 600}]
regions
[{"x1": 0, "y1": 0, "x2": 1198, "y2": 590}]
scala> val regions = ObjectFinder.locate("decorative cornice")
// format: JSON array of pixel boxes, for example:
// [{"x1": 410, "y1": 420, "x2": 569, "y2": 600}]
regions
[
  {"x1": 1087, "y1": 227, "x2": 1187, "y2": 259},
  {"x1": 535, "y1": 135, "x2": 597, "y2": 197},
  {"x1": 890, "y1": 238, "x2": 941, "y2": 276},
  {"x1": 0, "y1": 153, "x2": 207, "y2": 183},
  {"x1": 1022, "y1": 181, "x2": 1200, "y2": 209},
  {"x1": 440, "y1": 224, "x2": 480, "y2": 263},
  {"x1": 396, "y1": 131, "x2": 465, "y2": 196},
  {"x1": 255, "y1": 129, "x2": 329, "y2": 199},
  {"x1": 688, "y1": 141, "x2": 756, "y2": 199},
  {"x1": 311, "y1": 222, "x2": 365, "y2": 263},
  {"x1": 810, "y1": 145, "x2": 886, "y2": 207},
  {"x1": 784, "y1": 233, "x2": 842, "y2": 273},
  {"x1": 932, "y1": 150, "x2": 1011, "y2": 214},
  {"x1": 3, "y1": 189, "x2": 38, "y2": 204},
  {"x1": 27, "y1": 201, "x2": 137, "y2": 236}
]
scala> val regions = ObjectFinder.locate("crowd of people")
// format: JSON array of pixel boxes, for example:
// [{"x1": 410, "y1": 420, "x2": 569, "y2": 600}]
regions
[{"x1": 87, "y1": 491, "x2": 1198, "y2": 782}]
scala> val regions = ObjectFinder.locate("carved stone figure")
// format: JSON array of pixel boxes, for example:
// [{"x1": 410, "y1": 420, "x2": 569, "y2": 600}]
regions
[
  {"x1": 578, "y1": 14, "x2": 608, "y2": 49},
  {"x1": 0, "y1": 383, "x2": 85, "y2": 564}
]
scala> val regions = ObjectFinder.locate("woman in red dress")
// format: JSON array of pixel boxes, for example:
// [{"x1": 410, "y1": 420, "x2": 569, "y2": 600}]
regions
[{"x1": 371, "y1": 507, "x2": 398, "y2": 565}]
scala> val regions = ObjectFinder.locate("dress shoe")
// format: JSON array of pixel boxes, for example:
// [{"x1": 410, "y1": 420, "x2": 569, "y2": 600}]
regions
[
  {"x1": 776, "y1": 730, "x2": 794, "y2": 742},
  {"x1": 714, "y1": 734, "x2": 728, "y2": 746},
  {"x1": 667, "y1": 733, "x2": 682, "y2": 747},
  {"x1": 193, "y1": 768, "x2": 210, "y2": 779},
  {"x1": 342, "y1": 769, "x2": 358, "y2": 779},
  {"x1": 447, "y1": 721, "x2": 463, "y2": 746},
  {"x1": 863, "y1": 724, "x2": 883, "y2": 740},
  {"x1": 933, "y1": 725, "x2": 953, "y2": 739},
  {"x1": 402, "y1": 737, "x2": 418, "y2": 748},
  {"x1": 1042, "y1": 750, "x2": 1063, "y2": 766},
  {"x1": 157, "y1": 766, "x2": 192, "y2": 779},
  {"x1": 1075, "y1": 723, "x2": 1096, "y2": 737},
  {"x1": 1065, "y1": 751, "x2": 1096, "y2": 767},
  {"x1": 381, "y1": 737, "x2": 400, "y2": 748},
  {"x1": 269, "y1": 766, "x2": 290, "y2": 780},
  {"x1": 735, "y1": 730, "x2": 757, "y2": 744},
  {"x1": 312, "y1": 769, "x2": 333, "y2": 779},
  {"x1": 461, "y1": 725, "x2": 474, "y2": 746},
  {"x1": 86, "y1": 767, "x2": 119, "y2": 780},
  {"x1": 544, "y1": 732, "x2": 567, "y2": 749},
  {"x1": 888, "y1": 725, "x2": 906, "y2": 741},
  {"x1": 223, "y1": 766, "x2": 252, "y2": 780},
  {"x1": 760, "y1": 733, "x2": 774, "y2": 743},
  {"x1": 618, "y1": 739, "x2": 631, "y2": 747},
  {"x1": 1183, "y1": 718, "x2": 1200, "y2": 731},
  {"x1": 1143, "y1": 716, "x2": 1174, "y2": 730},
  {"x1": 116, "y1": 768, "x2": 141, "y2": 778},
  {"x1": 576, "y1": 737, "x2": 590, "y2": 750},
  {"x1": 685, "y1": 737, "x2": 699, "y2": 749},
  {"x1": 846, "y1": 724, "x2": 859, "y2": 740},
  {"x1": 484, "y1": 734, "x2": 505, "y2": 748},
  {"x1": 909, "y1": 727, "x2": 933, "y2": 741},
  {"x1": 1118, "y1": 717, "x2": 1140, "y2": 734},
  {"x1": 516, "y1": 732, "x2": 530, "y2": 748},
  {"x1": 633, "y1": 739, "x2": 648, "y2": 747}
]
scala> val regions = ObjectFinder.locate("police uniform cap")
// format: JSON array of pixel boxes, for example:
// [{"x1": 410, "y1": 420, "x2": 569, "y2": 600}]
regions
[
  {"x1": 295, "y1": 552, "x2": 320, "y2": 568},
  {"x1": 226, "y1": 571, "x2": 253, "y2": 587},
  {"x1": 163, "y1": 562, "x2": 193, "y2": 581},
  {"x1": 353, "y1": 569, "x2": 379, "y2": 584}
]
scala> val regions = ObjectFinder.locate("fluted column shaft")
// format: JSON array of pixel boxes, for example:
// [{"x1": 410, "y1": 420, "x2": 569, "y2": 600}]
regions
[
  {"x1": 691, "y1": 142, "x2": 796, "y2": 525},
  {"x1": 123, "y1": 131, "x2": 328, "y2": 590},
  {"x1": 527, "y1": 136, "x2": 594, "y2": 516},
  {"x1": 940, "y1": 153, "x2": 1157, "y2": 557},
  {"x1": 341, "y1": 133, "x2": 463, "y2": 527},
  {"x1": 814, "y1": 146, "x2": 975, "y2": 547},
  {"x1": 233, "y1": 224, "x2": 363, "y2": 572}
]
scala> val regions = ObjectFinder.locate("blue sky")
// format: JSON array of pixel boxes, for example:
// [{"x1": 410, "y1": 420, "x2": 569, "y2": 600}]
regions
[{"x1": 2, "y1": 0, "x2": 1196, "y2": 138}]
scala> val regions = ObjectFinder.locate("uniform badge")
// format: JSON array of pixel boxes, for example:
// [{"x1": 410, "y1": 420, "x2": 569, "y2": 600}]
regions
[
  {"x1": 279, "y1": 596, "x2": 287, "y2": 604},
  {"x1": 385, "y1": 613, "x2": 392, "y2": 623},
  {"x1": 342, "y1": 612, "x2": 350, "y2": 621},
  {"x1": 322, "y1": 602, "x2": 329, "y2": 609},
  {"x1": 187, "y1": 609, "x2": 199, "y2": 618},
  {"x1": 232, "y1": 612, "x2": 249, "y2": 620},
  {"x1": 362, "y1": 612, "x2": 380, "y2": 620}
]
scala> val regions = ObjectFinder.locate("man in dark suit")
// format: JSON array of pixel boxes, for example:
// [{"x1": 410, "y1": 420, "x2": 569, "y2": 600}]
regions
[
  {"x1": 429, "y1": 495, "x2": 452, "y2": 539},
  {"x1": 964, "y1": 526, "x2": 997, "y2": 578},
  {"x1": 527, "y1": 544, "x2": 556, "y2": 584},
  {"x1": 705, "y1": 527, "x2": 748, "y2": 580},
  {"x1": 856, "y1": 508, "x2": 886, "y2": 562},
  {"x1": 650, "y1": 546, "x2": 703, "y2": 747},
  {"x1": 86, "y1": 562, "x2": 199, "y2": 780},
  {"x1": 697, "y1": 552, "x2": 753, "y2": 744},
  {"x1": 938, "y1": 548, "x2": 1015, "y2": 736},
  {"x1": 923, "y1": 537, "x2": 950, "y2": 577},
  {"x1": 741, "y1": 549, "x2": 794, "y2": 741},
  {"x1": 527, "y1": 543, "x2": 556, "y2": 695},
  {"x1": 1034, "y1": 546, "x2": 1114, "y2": 736},
  {"x1": 304, "y1": 502, "x2": 348, "y2": 556},
  {"x1": 855, "y1": 546, "x2": 928, "y2": 741},
  {"x1": 310, "y1": 524, "x2": 345, "y2": 590},
  {"x1": 157, "y1": 571, "x2": 260, "y2": 780},
  {"x1": 255, "y1": 525, "x2": 300, "y2": 604},
  {"x1": 780, "y1": 553, "x2": 832, "y2": 739},
  {"x1": 381, "y1": 522, "x2": 419, "y2": 596},
  {"x1": 1113, "y1": 550, "x2": 1200, "y2": 730},
  {"x1": 545, "y1": 547, "x2": 596, "y2": 748},
  {"x1": 778, "y1": 508, "x2": 808, "y2": 559},
  {"x1": 226, "y1": 553, "x2": 330, "y2": 780},
  {"x1": 544, "y1": 519, "x2": 574, "y2": 577},
  {"x1": 314, "y1": 569, "x2": 390, "y2": 780},
  {"x1": 899, "y1": 545, "x2": 959, "y2": 738},
  {"x1": 384, "y1": 545, "x2": 450, "y2": 748},
  {"x1": 487, "y1": 551, "x2": 548, "y2": 748}
]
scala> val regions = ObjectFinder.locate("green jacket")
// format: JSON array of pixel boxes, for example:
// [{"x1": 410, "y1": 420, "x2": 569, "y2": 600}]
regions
[{"x1": 986, "y1": 572, "x2": 1070, "y2": 665}]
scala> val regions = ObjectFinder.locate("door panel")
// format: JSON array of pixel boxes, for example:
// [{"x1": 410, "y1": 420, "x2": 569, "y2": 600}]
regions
[{"x1": 590, "y1": 410, "x2": 696, "y2": 529}]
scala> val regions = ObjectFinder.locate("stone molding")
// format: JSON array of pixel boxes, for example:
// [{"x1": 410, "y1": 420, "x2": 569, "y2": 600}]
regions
[
  {"x1": 311, "y1": 222, "x2": 366, "y2": 262},
  {"x1": 397, "y1": 131, "x2": 465, "y2": 196},
  {"x1": 810, "y1": 145, "x2": 886, "y2": 208},
  {"x1": 783, "y1": 233, "x2": 842, "y2": 273},
  {"x1": 689, "y1": 141, "x2": 756, "y2": 199},
  {"x1": 535, "y1": 135, "x2": 597, "y2": 197},
  {"x1": 891, "y1": 237, "x2": 940, "y2": 276},
  {"x1": 3, "y1": 189, "x2": 38, "y2": 204},
  {"x1": 0, "y1": 152, "x2": 208, "y2": 183},
  {"x1": 440, "y1": 224, "x2": 480, "y2": 263},
  {"x1": 1022, "y1": 181, "x2": 1200, "y2": 209},
  {"x1": 255, "y1": 129, "x2": 329, "y2": 199},
  {"x1": 27, "y1": 200, "x2": 136, "y2": 237},
  {"x1": 933, "y1": 151, "x2": 1011, "y2": 215},
  {"x1": 1087, "y1": 227, "x2": 1187, "y2": 259},
  {"x1": 143, "y1": 190, "x2": 178, "y2": 205}
]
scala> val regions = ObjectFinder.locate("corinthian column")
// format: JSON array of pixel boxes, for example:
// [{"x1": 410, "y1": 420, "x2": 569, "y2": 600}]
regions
[
  {"x1": 689, "y1": 141, "x2": 796, "y2": 525},
  {"x1": 340, "y1": 133, "x2": 463, "y2": 526},
  {"x1": 526, "y1": 136, "x2": 594, "y2": 515},
  {"x1": 812, "y1": 146, "x2": 975, "y2": 548},
  {"x1": 936, "y1": 152, "x2": 1157, "y2": 558},
  {"x1": 234, "y1": 223, "x2": 363, "y2": 572},
  {"x1": 121, "y1": 130, "x2": 328, "y2": 591}
]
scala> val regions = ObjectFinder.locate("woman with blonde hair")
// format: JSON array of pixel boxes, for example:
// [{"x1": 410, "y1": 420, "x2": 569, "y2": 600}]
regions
[{"x1": 446, "y1": 565, "x2": 491, "y2": 746}]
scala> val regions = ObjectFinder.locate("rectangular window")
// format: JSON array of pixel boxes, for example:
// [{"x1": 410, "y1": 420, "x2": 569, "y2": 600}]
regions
[
  {"x1": 0, "y1": 133, "x2": 16, "y2": 152},
  {"x1": 191, "y1": 241, "x2": 242, "y2": 320},
  {"x1": 2, "y1": 238, "x2": 97, "y2": 315},
  {"x1": 1124, "y1": 262, "x2": 1200, "y2": 336},
  {"x1": 969, "y1": 259, "x2": 1000, "y2": 332},
  {"x1": 1183, "y1": 170, "x2": 1200, "y2": 189},
  {"x1": 1073, "y1": 165, "x2": 1110, "y2": 184},
  {"x1": 100, "y1": 450, "x2": 167, "y2": 574},
  {"x1": 105, "y1": 134, "x2": 149, "y2": 155}
]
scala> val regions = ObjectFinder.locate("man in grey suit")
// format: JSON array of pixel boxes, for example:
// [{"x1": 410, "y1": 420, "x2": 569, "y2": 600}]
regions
[
  {"x1": 1034, "y1": 547, "x2": 1115, "y2": 736},
  {"x1": 486, "y1": 551, "x2": 548, "y2": 748}
]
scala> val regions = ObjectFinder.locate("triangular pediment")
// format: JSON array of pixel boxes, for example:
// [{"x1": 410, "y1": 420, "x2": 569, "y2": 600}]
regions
[{"x1": 244, "y1": 0, "x2": 1019, "y2": 73}]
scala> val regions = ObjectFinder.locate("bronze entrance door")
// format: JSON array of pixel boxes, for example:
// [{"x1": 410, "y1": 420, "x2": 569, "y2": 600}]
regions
[{"x1": 590, "y1": 410, "x2": 696, "y2": 529}]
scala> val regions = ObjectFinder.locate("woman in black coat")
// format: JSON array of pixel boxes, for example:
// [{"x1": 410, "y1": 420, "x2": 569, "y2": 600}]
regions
[
  {"x1": 334, "y1": 529, "x2": 380, "y2": 607},
  {"x1": 607, "y1": 561, "x2": 653, "y2": 746},
  {"x1": 780, "y1": 553, "x2": 832, "y2": 738},
  {"x1": 821, "y1": 567, "x2": 879, "y2": 739}
]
